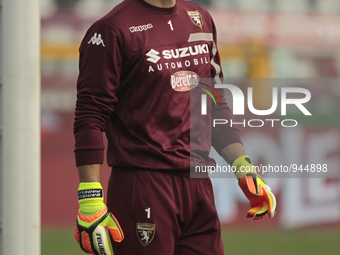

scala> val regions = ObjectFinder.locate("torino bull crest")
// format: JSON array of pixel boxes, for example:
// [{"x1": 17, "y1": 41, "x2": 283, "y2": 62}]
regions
[
  {"x1": 187, "y1": 10, "x2": 203, "y2": 28},
  {"x1": 136, "y1": 223, "x2": 156, "y2": 246}
]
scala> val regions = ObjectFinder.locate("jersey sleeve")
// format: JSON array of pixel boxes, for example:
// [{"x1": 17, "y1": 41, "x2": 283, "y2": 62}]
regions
[
  {"x1": 74, "y1": 21, "x2": 123, "y2": 166},
  {"x1": 209, "y1": 17, "x2": 242, "y2": 154}
]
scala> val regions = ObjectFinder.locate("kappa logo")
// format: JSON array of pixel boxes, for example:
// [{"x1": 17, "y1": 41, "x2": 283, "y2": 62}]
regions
[
  {"x1": 146, "y1": 49, "x2": 161, "y2": 63},
  {"x1": 88, "y1": 33, "x2": 105, "y2": 47},
  {"x1": 129, "y1": 23, "x2": 153, "y2": 33},
  {"x1": 136, "y1": 223, "x2": 156, "y2": 246},
  {"x1": 187, "y1": 10, "x2": 203, "y2": 28}
]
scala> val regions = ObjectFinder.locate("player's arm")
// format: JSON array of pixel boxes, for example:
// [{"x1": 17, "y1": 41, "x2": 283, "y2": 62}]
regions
[
  {"x1": 219, "y1": 143, "x2": 246, "y2": 164},
  {"x1": 74, "y1": 21, "x2": 124, "y2": 254},
  {"x1": 78, "y1": 164, "x2": 101, "y2": 182},
  {"x1": 208, "y1": 15, "x2": 276, "y2": 220}
]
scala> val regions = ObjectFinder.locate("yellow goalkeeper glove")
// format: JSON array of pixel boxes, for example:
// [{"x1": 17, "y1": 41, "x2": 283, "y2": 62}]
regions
[
  {"x1": 74, "y1": 182, "x2": 124, "y2": 255},
  {"x1": 232, "y1": 155, "x2": 277, "y2": 220}
]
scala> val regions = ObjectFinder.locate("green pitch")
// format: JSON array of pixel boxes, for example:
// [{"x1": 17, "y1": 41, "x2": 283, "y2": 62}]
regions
[{"x1": 42, "y1": 228, "x2": 340, "y2": 255}]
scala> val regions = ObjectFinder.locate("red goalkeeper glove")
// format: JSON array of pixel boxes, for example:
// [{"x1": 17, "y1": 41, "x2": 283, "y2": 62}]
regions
[
  {"x1": 232, "y1": 155, "x2": 277, "y2": 220},
  {"x1": 74, "y1": 182, "x2": 124, "y2": 255}
]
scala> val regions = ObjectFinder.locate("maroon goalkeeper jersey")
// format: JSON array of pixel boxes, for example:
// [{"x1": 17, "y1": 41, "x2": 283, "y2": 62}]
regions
[{"x1": 74, "y1": 0, "x2": 241, "y2": 171}]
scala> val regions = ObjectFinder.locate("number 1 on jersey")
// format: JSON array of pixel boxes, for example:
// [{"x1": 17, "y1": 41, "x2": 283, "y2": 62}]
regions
[
  {"x1": 168, "y1": 20, "x2": 174, "y2": 31},
  {"x1": 145, "y1": 207, "x2": 151, "y2": 219}
]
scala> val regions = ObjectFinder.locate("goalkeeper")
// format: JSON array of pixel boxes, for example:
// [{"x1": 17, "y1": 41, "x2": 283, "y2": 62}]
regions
[{"x1": 73, "y1": 0, "x2": 276, "y2": 254}]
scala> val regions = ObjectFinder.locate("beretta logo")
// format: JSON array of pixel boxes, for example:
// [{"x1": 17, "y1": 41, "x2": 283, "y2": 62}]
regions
[{"x1": 171, "y1": 71, "x2": 199, "y2": 92}]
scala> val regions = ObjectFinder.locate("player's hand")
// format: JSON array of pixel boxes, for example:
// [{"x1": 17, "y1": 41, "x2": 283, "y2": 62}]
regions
[
  {"x1": 74, "y1": 182, "x2": 124, "y2": 255},
  {"x1": 232, "y1": 155, "x2": 277, "y2": 220}
]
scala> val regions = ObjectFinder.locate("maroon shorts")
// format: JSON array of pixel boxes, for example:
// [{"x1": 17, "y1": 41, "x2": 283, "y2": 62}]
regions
[{"x1": 107, "y1": 169, "x2": 225, "y2": 255}]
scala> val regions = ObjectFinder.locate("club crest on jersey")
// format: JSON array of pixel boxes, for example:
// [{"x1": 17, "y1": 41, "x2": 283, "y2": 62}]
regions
[
  {"x1": 187, "y1": 10, "x2": 203, "y2": 29},
  {"x1": 136, "y1": 223, "x2": 156, "y2": 246}
]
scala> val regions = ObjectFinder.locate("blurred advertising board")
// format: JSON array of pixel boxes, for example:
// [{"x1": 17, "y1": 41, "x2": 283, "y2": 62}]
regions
[{"x1": 211, "y1": 10, "x2": 340, "y2": 50}]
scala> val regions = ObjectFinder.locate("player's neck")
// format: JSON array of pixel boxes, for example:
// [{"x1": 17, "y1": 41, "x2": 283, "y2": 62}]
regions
[{"x1": 143, "y1": 0, "x2": 176, "y2": 8}]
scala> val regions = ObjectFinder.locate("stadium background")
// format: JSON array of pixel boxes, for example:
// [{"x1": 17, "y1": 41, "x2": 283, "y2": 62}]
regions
[{"x1": 40, "y1": 0, "x2": 340, "y2": 254}]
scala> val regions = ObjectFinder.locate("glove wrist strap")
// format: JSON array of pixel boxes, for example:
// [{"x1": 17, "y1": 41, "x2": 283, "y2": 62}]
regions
[
  {"x1": 78, "y1": 182, "x2": 103, "y2": 191},
  {"x1": 231, "y1": 155, "x2": 257, "y2": 180},
  {"x1": 78, "y1": 182, "x2": 105, "y2": 212}
]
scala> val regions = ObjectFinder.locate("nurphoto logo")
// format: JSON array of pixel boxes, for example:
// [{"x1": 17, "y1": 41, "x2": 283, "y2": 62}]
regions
[{"x1": 200, "y1": 84, "x2": 312, "y2": 128}]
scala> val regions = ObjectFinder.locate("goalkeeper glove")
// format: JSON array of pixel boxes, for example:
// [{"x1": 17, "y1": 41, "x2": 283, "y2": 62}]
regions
[
  {"x1": 74, "y1": 182, "x2": 124, "y2": 255},
  {"x1": 232, "y1": 155, "x2": 277, "y2": 220}
]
